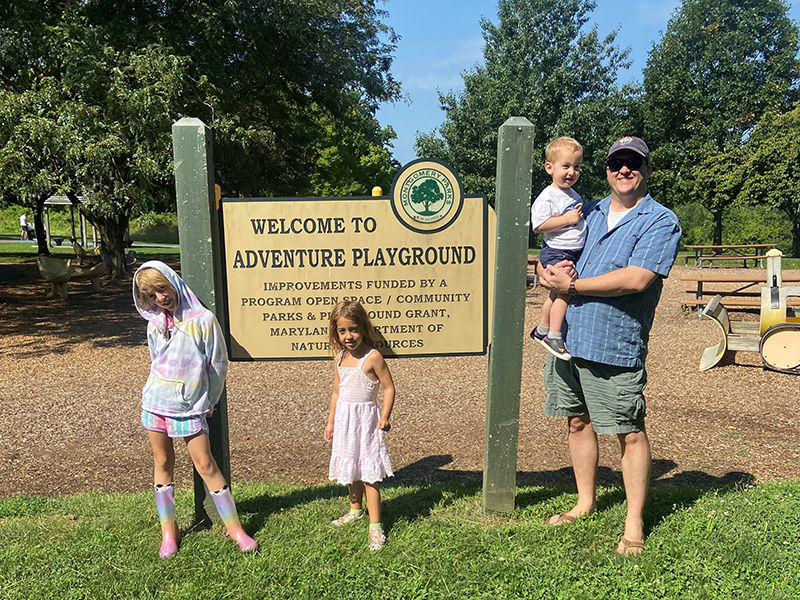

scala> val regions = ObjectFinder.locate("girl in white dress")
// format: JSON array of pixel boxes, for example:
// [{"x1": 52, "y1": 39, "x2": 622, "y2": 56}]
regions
[{"x1": 324, "y1": 300, "x2": 395, "y2": 550}]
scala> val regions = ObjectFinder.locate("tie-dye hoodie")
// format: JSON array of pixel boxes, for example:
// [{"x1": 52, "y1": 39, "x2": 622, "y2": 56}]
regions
[{"x1": 133, "y1": 261, "x2": 228, "y2": 417}]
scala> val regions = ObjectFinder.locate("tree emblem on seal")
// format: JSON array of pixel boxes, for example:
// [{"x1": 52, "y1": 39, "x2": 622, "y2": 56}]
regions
[
  {"x1": 400, "y1": 170, "x2": 454, "y2": 223},
  {"x1": 410, "y1": 178, "x2": 445, "y2": 215},
  {"x1": 390, "y1": 159, "x2": 464, "y2": 233}
]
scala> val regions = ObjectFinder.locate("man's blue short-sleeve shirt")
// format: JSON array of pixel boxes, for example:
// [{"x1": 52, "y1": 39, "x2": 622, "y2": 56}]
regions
[{"x1": 565, "y1": 193, "x2": 682, "y2": 367}]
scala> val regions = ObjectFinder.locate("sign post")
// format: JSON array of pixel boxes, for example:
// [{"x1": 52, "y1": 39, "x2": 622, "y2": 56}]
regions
[
  {"x1": 171, "y1": 117, "x2": 230, "y2": 524},
  {"x1": 482, "y1": 117, "x2": 535, "y2": 513}
]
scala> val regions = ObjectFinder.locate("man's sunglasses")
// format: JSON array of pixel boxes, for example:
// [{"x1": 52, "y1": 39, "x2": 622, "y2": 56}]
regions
[{"x1": 606, "y1": 156, "x2": 646, "y2": 172}]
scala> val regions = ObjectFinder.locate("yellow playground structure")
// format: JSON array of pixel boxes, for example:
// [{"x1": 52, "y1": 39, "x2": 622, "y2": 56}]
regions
[{"x1": 699, "y1": 249, "x2": 800, "y2": 374}]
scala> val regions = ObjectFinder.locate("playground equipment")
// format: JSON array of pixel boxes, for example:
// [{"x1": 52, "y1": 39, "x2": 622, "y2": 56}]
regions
[
  {"x1": 37, "y1": 254, "x2": 107, "y2": 299},
  {"x1": 699, "y1": 249, "x2": 800, "y2": 374}
]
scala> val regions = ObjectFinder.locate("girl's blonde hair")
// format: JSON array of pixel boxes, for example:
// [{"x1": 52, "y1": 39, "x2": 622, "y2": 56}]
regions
[
  {"x1": 545, "y1": 136, "x2": 583, "y2": 163},
  {"x1": 328, "y1": 300, "x2": 377, "y2": 354},
  {"x1": 134, "y1": 268, "x2": 175, "y2": 308}
]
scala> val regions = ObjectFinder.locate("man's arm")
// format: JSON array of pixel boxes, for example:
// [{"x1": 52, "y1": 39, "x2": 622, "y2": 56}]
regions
[{"x1": 540, "y1": 264, "x2": 658, "y2": 297}]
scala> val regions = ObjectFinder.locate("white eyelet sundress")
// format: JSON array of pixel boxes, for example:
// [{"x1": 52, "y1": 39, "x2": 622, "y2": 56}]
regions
[{"x1": 328, "y1": 349, "x2": 393, "y2": 485}]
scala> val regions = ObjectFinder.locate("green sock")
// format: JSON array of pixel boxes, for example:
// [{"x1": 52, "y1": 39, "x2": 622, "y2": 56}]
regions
[
  {"x1": 351, "y1": 508, "x2": 363, "y2": 517},
  {"x1": 369, "y1": 522, "x2": 383, "y2": 530}
]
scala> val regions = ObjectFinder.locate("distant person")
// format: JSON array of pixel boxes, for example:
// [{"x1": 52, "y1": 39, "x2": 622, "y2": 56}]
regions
[
  {"x1": 529, "y1": 137, "x2": 586, "y2": 360},
  {"x1": 19, "y1": 213, "x2": 28, "y2": 240},
  {"x1": 539, "y1": 136, "x2": 681, "y2": 554},
  {"x1": 133, "y1": 261, "x2": 257, "y2": 559},
  {"x1": 324, "y1": 300, "x2": 395, "y2": 551}
]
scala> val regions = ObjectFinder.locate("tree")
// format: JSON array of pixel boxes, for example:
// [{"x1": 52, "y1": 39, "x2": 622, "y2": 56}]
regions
[
  {"x1": 738, "y1": 103, "x2": 800, "y2": 257},
  {"x1": 0, "y1": 4, "x2": 199, "y2": 272},
  {"x1": 0, "y1": 1, "x2": 401, "y2": 275},
  {"x1": 693, "y1": 147, "x2": 747, "y2": 247},
  {"x1": 411, "y1": 180, "x2": 444, "y2": 214},
  {"x1": 643, "y1": 0, "x2": 799, "y2": 243},
  {"x1": 307, "y1": 97, "x2": 399, "y2": 197},
  {"x1": 0, "y1": 81, "x2": 78, "y2": 255},
  {"x1": 415, "y1": 0, "x2": 637, "y2": 204}
]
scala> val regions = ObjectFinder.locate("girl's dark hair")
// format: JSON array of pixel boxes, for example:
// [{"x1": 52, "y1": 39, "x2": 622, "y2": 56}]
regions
[{"x1": 328, "y1": 301, "x2": 376, "y2": 354}]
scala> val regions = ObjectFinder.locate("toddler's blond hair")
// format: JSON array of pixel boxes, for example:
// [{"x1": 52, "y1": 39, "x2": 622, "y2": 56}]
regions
[{"x1": 545, "y1": 137, "x2": 583, "y2": 163}]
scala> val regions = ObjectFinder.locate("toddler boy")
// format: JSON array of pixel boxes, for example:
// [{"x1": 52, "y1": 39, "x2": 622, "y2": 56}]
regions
[{"x1": 529, "y1": 136, "x2": 586, "y2": 360}]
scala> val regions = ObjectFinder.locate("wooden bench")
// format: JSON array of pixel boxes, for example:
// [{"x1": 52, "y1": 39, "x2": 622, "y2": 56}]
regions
[
  {"x1": 696, "y1": 255, "x2": 761, "y2": 268},
  {"x1": 698, "y1": 295, "x2": 761, "y2": 371}
]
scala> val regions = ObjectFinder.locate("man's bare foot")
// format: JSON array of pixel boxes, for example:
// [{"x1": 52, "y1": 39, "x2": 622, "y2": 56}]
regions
[{"x1": 616, "y1": 536, "x2": 645, "y2": 555}]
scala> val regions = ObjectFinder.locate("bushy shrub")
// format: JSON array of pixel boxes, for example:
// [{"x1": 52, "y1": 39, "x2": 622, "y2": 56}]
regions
[
  {"x1": 129, "y1": 212, "x2": 178, "y2": 244},
  {"x1": 724, "y1": 205, "x2": 790, "y2": 254},
  {"x1": 674, "y1": 202, "x2": 791, "y2": 254}
]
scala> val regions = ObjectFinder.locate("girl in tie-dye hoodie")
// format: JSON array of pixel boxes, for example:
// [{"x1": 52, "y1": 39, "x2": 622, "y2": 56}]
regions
[{"x1": 133, "y1": 261, "x2": 257, "y2": 559}]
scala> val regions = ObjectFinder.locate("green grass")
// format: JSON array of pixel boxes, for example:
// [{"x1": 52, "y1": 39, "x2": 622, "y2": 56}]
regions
[
  {"x1": 1, "y1": 480, "x2": 799, "y2": 599},
  {"x1": 0, "y1": 241, "x2": 180, "y2": 265}
]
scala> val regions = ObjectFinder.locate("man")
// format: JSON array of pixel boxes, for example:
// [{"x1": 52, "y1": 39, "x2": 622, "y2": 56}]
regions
[{"x1": 538, "y1": 136, "x2": 681, "y2": 554}]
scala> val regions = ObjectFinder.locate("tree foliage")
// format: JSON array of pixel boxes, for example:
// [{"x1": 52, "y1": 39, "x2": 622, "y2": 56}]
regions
[
  {"x1": 0, "y1": 0, "x2": 400, "y2": 274},
  {"x1": 307, "y1": 97, "x2": 399, "y2": 197},
  {"x1": 738, "y1": 102, "x2": 800, "y2": 256},
  {"x1": 642, "y1": 0, "x2": 799, "y2": 243},
  {"x1": 415, "y1": 0, "x2": 637, "y2": 204}
]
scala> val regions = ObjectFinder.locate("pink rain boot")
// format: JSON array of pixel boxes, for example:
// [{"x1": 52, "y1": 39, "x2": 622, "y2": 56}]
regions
[
  {"x1": 210, "y1": 486, "x2": 258, "y2": 552},
  {"x1": 154, "y1": 483, "x2": 181, "y2": 559}
]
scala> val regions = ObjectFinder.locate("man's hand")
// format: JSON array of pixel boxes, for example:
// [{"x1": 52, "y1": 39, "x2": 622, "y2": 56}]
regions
[{"x1": 540, "y1": 262, "x2": 576, "y2": 295}]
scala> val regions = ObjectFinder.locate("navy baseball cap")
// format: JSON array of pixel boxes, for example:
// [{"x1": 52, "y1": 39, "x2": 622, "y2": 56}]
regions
[{"x1": 606, "y1": 136, "x2": 650, "y2": 161}]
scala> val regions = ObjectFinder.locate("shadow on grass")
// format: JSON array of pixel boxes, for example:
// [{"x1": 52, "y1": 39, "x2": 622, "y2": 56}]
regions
[
  {"x1": 234, "y1": 483, "x2": 348, "y2": 535},
  {"x1": 385, "y1": 454, "x2": 754, "y2": 537},
  {"x1": 231, "y1": 453, "x2": 756, "y2": 542}
]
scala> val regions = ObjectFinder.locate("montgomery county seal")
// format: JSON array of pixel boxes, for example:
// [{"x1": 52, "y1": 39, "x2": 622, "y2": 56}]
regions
[
  {"x1": 400, "y1": 168, "x2": 454, "y2": 224},
  {"x1": 390, "y1": 159, "x2": 465, "y2": 234}
]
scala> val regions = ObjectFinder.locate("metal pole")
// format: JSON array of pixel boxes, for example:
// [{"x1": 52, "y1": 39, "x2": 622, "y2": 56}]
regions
[
  {"x1": 482, "y1": 117, "x2": 535, "y2": 513},
  {"x1": 171, "y1": 117, "x2": 230, "y2": 525}
]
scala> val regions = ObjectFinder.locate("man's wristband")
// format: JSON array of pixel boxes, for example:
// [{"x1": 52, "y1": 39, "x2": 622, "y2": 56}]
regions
[{"x1": 568, "y1": 279, "x2": 578, "y2": 296}]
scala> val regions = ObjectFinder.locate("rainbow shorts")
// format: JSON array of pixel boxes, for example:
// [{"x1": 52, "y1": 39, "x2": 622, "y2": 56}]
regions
[{"x1": 141, "y1": 409, "x2": 209, "y2": 438}]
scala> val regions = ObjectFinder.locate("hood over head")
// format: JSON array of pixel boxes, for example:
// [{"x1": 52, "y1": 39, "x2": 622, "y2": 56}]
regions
[{"x1": 133, "y1": 261, "x2": 206, "y2": 329}]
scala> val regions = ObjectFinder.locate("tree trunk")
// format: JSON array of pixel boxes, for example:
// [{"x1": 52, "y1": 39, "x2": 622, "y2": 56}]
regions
[
  {"x1": 74, "y1": 204, "x2": 129, "y2": 280},
  {"x1": 712, "y1": 209, "x2": 723, "y2": 246},
  {"x1": 95, "y1": 217, "x2": 129, "y2": 280},
  {"x1": 33, "y1": 194, "x2": 51, "y2": 256}
]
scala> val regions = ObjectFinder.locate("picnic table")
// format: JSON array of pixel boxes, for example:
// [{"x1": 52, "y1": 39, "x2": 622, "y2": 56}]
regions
[
  {"x1": 683, "y1": 244, "x2": 774, "y2": 268},
  {"x1": 680, "y1": 272, "x2": 800, "y2": 315}
]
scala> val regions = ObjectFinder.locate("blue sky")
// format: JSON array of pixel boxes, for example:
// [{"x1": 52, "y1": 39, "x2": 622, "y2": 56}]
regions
[{"x1": 376, "y1": 0, "x2": 800, "y2": 166}]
